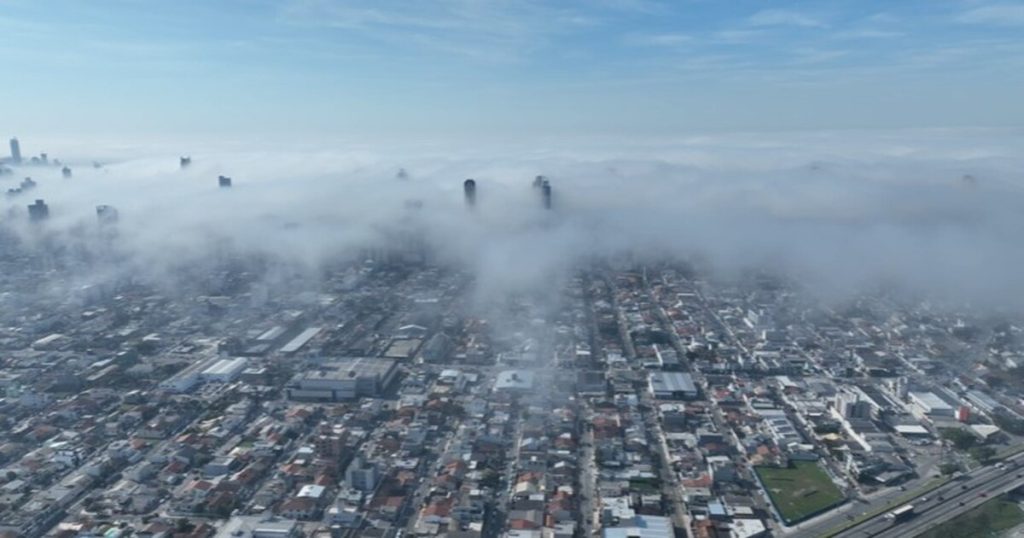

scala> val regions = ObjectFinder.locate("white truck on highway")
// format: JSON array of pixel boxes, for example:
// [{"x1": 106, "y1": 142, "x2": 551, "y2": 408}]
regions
[{"x1": 885, "y1": 504, "x2": 915, "y2": 524}]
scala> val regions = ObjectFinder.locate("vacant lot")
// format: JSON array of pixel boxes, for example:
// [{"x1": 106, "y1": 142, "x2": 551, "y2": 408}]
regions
[
  {"x1": 918, "y1": 496, "x2": 1024, "y2": 538},
  {"x1": 755, "y1": 461, "x2": 845, "y2": 524}
]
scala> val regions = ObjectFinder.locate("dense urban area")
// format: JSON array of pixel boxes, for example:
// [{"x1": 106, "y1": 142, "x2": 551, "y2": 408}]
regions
[{"x1": 4, "y1": 140, "x2": 1024, "y2": 538}]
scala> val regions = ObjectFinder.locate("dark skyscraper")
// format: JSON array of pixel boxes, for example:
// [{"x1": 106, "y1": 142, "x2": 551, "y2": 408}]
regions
[
  {"x1": 96, "y1": 205, "x2": 119, "y2": 224},
  {"x1": 180, "y1": 156, "x2": 191, "y2": 168},
  {"x1": 9, "y1": 138, "x2": 21, "y2": 164},
  {"x1": 463, "y1": 179, "x2": 476, "y2": 207},
  {"x1": 62, "y1": 166, "x2": 72, "y2": 178},
  {"x1": 533, "y1": 175, "x2": 545, "y2": 189},
  {"x1": 218, "y1": 175, "x2": 232, "y2": 188},
  {"x1": 541, "y1": 180, "x2": 552, "y2": 210},
  {"x1": 28, "y1": 199, "x2": 49, "y2": 221}
]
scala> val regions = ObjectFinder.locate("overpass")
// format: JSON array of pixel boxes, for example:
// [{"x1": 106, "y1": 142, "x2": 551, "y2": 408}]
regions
[{"x1": 829, "y1": 455, "x2": 1024, "y2": 538}]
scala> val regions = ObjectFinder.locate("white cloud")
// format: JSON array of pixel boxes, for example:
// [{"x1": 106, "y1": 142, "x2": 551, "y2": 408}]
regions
[
  {"x1": 748, "y1": 9, "x2": 826, "y2": 29},
  {"x1": 625, "y1": 33, "x2": 691, "y2": 47},
  {"x1": 834, "y1": 29, "x2": 904, "y2": 40},
  {"x1": 957, "y1": 4, "x2": 1024, "y2": 26},
  {"x1": 280, "y1": 0, "x2": 591, "y2": 61},
  {"x1": 7, "y1": 129, "x2": 1024, "y2": 307}
]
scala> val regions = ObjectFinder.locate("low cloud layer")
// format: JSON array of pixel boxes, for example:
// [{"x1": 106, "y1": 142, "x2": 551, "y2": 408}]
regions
[{"x1": 3, "y1": 128, "x2": 1024, "y2": 308}]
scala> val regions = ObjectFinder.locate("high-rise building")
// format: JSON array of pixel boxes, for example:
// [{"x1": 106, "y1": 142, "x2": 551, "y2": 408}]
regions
[
  {"x1": 834, "y1": 388, "x2": 871, "y2": 419},
  {"x1": 345, "y1": 456, "x2": 379, "y2": 492},
  {"x1": 62, "y1": 166, "x2": 72, "y2": 178},
  {"x1": 463, "y1": 178, "x2": 476, "y2": 207},
  {"x1": 218, "y1": 175, "x2": 232, "y2": 188},
  {"x1": 180, "y1": 156, "x2": 191, "y2": 168},
  {"x1": 27, "y1": 199, "x2": 49, "y2": 221},
  {"x1": 541, "y1": 179, "x2": 552, "y2": 209},
  {"x1": 9, "y1": 138, "x2": 21, "y2": 164},
  {"x1": 96, "y1": 205, "x2": 119, "y2": 224}
]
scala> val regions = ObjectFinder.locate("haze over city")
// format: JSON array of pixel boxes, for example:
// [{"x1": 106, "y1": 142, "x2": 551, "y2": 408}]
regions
[{"x1": 1, "y1": 2, "x2": 1024, "y2": 538}]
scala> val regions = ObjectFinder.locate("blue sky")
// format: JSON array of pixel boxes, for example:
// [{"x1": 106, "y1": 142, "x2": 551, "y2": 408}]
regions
[{"x1": 2, "y1": 0, "x2": 1023, "y2": 138}]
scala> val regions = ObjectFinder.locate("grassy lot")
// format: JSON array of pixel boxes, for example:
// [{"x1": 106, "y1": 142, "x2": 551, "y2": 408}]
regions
[
  {"x1": 996, "y1": 443, "x2": 1024, "y2": 460},
  {"x1": 755, "y1": 461, "x2": 846, "y2": 524},
  {"x1": 917, "y1": 496, "x2": 1024, "y2": 538}
]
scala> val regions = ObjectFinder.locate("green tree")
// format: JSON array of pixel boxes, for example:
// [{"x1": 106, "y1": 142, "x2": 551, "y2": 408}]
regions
[
  {"x1": 939, "y1": 462, "x2": 960, "y2": 475},
  {"x1": 941, "y1": 428, "x2": 977, "y2": 450},
  {"x1": 993, "y1": 414, "x2": 1024, "y2": 435},
  {"x1": 969, "y1": 446, "x2": 996, "y2": 464}
]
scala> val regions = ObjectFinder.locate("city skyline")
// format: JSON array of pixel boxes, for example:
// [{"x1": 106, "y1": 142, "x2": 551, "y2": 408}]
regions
[{"x1": 2, "y1": 3, "x2": 1024, "y2": 538}]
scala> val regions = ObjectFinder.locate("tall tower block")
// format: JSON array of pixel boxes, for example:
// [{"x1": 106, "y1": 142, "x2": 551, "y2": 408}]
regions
[{"x1": 463, "y1": 179, "x2": 476, "y2": 208}]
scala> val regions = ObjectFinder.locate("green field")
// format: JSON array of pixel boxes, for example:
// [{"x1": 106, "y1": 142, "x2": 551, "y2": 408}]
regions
[
  {"x1": 755, "y1": 461, "x2": 846, "y2": 524},
  {"x1": 917, "y1": 497, "x2": 1024, "y2": 538}
]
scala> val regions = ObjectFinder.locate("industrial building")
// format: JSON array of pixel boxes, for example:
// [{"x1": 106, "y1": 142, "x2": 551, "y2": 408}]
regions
[
  {"x1": 200, "y1": 357, "x2": 248, "y2": 383},
  {"x1": 286, "y1": 358, "x2": 398, "y2": 401},
  {"x1": 158, "y1": 355, "x2": 221, "y2": 393},
  {"x1": 909, "y1": 391, "x2": 954, "y2": 418},
  {"x1": 964, "y1": 389, "x2": 1004, "y2": 415},
  {"x1": 280, "y1": 327, "x2": 321, "y2": 354},
  {"x1": 648, "y1": 372, "x2": 698, "y2": 400}
]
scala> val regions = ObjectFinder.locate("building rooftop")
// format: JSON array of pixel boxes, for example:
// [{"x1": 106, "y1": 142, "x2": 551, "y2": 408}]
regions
[
  {"x1": 280, "y1": 327, "x2": 321, "y2": 354},
  {"x1": 495, "y1": 370, "x2": 534, "y2": 391},
  {"x1": 202, "y1": 357, "x2": 247, "y2": 376},
  {"x1": 296, "y1": 357, "x2": 397, "y2": 381},
  {"x1": 603, "y1": 515, "x2": 673, "y2": 538},
  {"x1": 649, "y1": 372, "x2": 697, "y2": 394},
  {"x1": 910, "y1": 391, "x2": 953, "y2": 411}
]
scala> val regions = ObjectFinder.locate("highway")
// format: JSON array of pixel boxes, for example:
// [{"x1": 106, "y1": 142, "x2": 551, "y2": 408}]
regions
[{"x1": 830, "y1": 455, "x2": 1024, "y2": 538}]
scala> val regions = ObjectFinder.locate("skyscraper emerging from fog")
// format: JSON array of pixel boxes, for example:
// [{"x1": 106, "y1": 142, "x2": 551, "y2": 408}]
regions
[
  {"x1": 463, "y1": 179, "x2": 476, "y2": 208},
  {"x1": 96, "y1": 205, "x2": 118, "y2": 224},
  {"x1": 28, "y1": 199, "x2": 49, "y2": 221},
  {"x1": 218, "y1": 175, "x2": 232, "y2": 188},
  {"x1": 9, "y1": 138, "x2": 21, "y2": 164},
  {"x1": 541, "y1": 179, "x2": 552, "y2": 210}
]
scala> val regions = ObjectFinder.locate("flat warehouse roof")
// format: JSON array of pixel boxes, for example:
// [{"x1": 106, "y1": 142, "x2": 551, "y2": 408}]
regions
[{"x1": 649, "y1": 372, "x2": 697, "y2": 393}]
